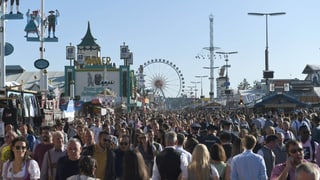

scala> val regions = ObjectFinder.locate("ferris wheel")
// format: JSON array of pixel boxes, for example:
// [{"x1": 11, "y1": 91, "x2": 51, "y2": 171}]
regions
[{"x1": 142, "y1": 58, "x2": 185, "y2": 98}]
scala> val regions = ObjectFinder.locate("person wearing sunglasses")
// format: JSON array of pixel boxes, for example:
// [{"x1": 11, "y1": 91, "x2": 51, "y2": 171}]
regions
[
  {"x1": 2, "y1": 136, "x2": 40, "y2": 180},
  {"x1": 82, "y1": 130, "x2": 115, "y2": 180},
  {"x1": 270, "y1": 140, "x2": 307, "y2": 180},
  {"x1": 114, "y1": 135, "x2": 131, "y2": 179}
]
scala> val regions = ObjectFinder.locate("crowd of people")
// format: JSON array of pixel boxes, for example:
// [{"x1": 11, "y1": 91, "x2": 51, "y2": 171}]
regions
[{"x1": 0, "y1": 108, "x2": 319, "y2": 179}]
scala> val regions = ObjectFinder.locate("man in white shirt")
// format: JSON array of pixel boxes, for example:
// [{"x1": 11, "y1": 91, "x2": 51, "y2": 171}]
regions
[{"x1": 176, "y1": 133, "x2": 192, "y2": 163}]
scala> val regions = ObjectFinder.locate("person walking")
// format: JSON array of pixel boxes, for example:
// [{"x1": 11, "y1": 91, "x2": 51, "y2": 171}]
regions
[
  {"x1": 41, "y1": 131, "x2": 67, "y2": 180},
  {"x1": 55, "y1": 138, "x2": 82, "y2": 180},
  {"x1": 231, "y1": 135, "x2": 268, "y2": 180},
  {"x1": 152, "y1": 131, "x2": 188, "y2": 180},
  {"x1": 82, "y1": 131, "x2": 116, "y2": 180},
  {"x1": 2, "y1": 136, "x2": 40, "y2": 180},
  {"x1": 184, "y1": 144, "x2": 219, "y2": 180}
]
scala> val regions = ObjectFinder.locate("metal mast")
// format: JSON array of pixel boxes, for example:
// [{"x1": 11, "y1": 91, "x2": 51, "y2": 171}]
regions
[{"x1": 209, "y1": 14, "x2": 214, "y2": 101}]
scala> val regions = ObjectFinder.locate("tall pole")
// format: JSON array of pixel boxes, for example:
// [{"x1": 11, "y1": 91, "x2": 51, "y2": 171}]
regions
[
  {"x1": 209, "y1": 14, "x2": 214, "y2": 101},
  {"x1": 248, "y1": 12, "x2": 285, "y2": 86},
  {"x1": 40, "y1": 0, "x2": 48, "y2": 92},
  {"x1": 195, "y1": 75, "x2": 208, "y2": 98},
  {"x1": 0, "y1": 3, "x2": 5, "y2": 87}
]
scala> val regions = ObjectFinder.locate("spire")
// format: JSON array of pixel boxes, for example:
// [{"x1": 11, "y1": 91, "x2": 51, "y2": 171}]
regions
[{"x1": 78, "y1": 21, "x2": 100, "y2": 49}]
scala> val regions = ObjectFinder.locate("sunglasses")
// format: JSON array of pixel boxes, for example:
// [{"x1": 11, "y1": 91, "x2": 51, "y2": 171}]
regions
[
  {"x1": 15, "y1": 146, "x2": 27, "y2": 151},
  {"x1": 290, "y1": 148, "x2": 303, "y2": 154},
  {"x1": 120, "y1": 142, "x2": 129, "y2": 146}
]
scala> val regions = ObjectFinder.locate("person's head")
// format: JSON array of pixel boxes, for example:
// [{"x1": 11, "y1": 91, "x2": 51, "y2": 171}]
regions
[
  {"x1": 176, "y1": 133, "x2": 186, "y2": 146},
  {"x1": 286, "y1": 140, "x2": 304, "y2": 165},
  {"x1": 98, "y1": 130, "x2": 111, "y2": 149},
  {"x1": 79, "y1": 155, "x2": 97, "y2": 177},
  {"x1": 84, "y1": 128, "x2": 95, "y2": 146},
  {"x1": 265, "y1": 126, "x2": 275, "y2": 136},
  {"x1": 10, "y1": 136, "x2": 29, "y2": 161},
  {"x1": 282, "y1": 121, "x2": 290, "y2": 131},
  {"x1": 299, "y1": 125, "x2": 311, "y2": 143},
  {"x1": 147, "y1": 129, "x2": 155, "y2": 142},
  {"x1": 40, "y1": 126, "x2": 52, "y2": 143},
  {"x1": 185, "y1": 137, "x2": 199, "y2": 154},
  {"x1": 52, "y1": 131, "x2": 64, "y2": 149},
  {"x1": 295, "y1": 162, "x2": 320, "y2": 180},
  {"x1": 19, "y1": 124, "x2": 28, "y2": 135},
  {"x1": 276, "y1": 132, "x2": 284, "y2": 144},
  {"x1": 191, "y1": 144, "x2": 211, "y2": 164},
  {"x1": 242, "y1": 135, "x2": 256, "y2": 150},
  {"x1": 122, "y1": 149, "x2": 149, "y2": 180},
  {"x1": 5, "y1": 130, "x2": 17, "y2": 145},
  {"x1": 5, "y1": 124, "x2": 13, "y2": 133},
  {"x1": 298, "y1": 112, "x2": 304, "y2": 120},
  {"x1": 165, "y1": 131, "x2": 177, "y2": 147},
  {"x1": 138, "y1": 133, "x2": 148, "y2": 146},
  {"x1": 119, "y1": 135, "x2": 130, "y2": 152},
  {"x1": 67, "y1": 138, "x2": 82, "y2": 161},
  {"x1": 210, "y1": 143, "x2": 227, "y2": 162},
  {"x1": 76, "y1": 123, "x2": 85, "y2": 136},
  {"x1": 219, "y1": 132, "x2": 232, "y2": 144},
  {"x1": 55, "y1": 120, "x2": 64, "y2": 131},
  {"x1": 239, "y1": 128, "x2": 248, "y2": 138},
  {"x1": 265, "y1": 135, "x2": 278, "y2": 149}
]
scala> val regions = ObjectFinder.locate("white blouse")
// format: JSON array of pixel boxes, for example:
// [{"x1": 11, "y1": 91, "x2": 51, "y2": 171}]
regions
[{"x1": 2, "y1": 159, "x2": 40, "y2": 180}]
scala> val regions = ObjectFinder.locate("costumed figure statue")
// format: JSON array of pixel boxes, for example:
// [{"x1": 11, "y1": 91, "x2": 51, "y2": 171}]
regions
[
  {"x1": 24, "y1": 9, "x2": 40, "y2": 38},
  {"x1": 0, "y1": 0, "x2": 21, "y2": 14},
  {"x1": 46, "y1": 9, "x2": 59, "y2": 38}
]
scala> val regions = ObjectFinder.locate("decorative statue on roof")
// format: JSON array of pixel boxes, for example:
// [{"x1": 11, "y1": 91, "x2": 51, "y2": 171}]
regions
[
  {"x1": 24, "y1": 9, "x2": 40, "y2": 38},
  {"x1": 0, "y1": 0, "x2": 22, "y2": 14},
  {"x1": 45, "y1": 9, "x2": 59, "y2": 38}
]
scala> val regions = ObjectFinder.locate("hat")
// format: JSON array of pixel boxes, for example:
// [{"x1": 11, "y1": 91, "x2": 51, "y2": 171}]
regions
[
  {"x1": 191, "y1": 123, "x2": 201, "y2": 129},
  {"x1": 49, "y1": 10, "x2": 55, "y2": 13}
]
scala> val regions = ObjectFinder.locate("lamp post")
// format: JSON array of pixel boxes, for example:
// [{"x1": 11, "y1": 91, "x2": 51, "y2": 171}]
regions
[
  {"x1": 195, "y1": 75, "x2": 208, "y2": 98},
  {"x1": 190, "y1": 81, "x2": 200, "y2": 99},
  {"x1": 248, "y1": 12, "x2": 286, "y2": 86}
]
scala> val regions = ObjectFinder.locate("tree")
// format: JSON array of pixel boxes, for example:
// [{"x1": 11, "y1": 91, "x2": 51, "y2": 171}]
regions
[{"x1": 238, "y1": 78, "x2": 251, "y2": 90}]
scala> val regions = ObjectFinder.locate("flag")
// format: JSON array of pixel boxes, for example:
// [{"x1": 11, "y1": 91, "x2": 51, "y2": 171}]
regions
[{"x1": 64, "y1": 99, "x2": 75, "y2": 119}]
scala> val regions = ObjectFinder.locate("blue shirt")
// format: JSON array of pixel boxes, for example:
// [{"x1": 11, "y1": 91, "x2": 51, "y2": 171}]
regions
[{"x1": 231, "y1": 150, "x2": 268, "y2": 180}]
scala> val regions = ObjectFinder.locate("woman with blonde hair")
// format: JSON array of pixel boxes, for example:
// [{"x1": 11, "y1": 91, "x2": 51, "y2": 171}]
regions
[{"x1": 184, "y1": 144, "x2": 219, "y2": 180}]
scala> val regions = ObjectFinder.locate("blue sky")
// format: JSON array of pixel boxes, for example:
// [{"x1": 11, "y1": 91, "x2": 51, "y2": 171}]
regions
[{"x1": 4, "y1": 1, "x2": 320, "y2": 97}]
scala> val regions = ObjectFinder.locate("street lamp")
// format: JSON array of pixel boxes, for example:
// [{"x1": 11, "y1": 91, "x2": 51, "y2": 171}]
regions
[
  {"x1": 248, "y1": 12, "x2": 286, "y2": 85},
  {"x1": 190, "y1": 81, "x2": 200, "y2": 99},
  {"x1": 195, "y1": 75, "x2": 208, "y2": 98}
]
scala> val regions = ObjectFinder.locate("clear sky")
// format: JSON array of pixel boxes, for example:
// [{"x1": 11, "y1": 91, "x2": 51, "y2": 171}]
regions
[{"x1": 4, "y1": 0, "x2": 320, "y2": 98}]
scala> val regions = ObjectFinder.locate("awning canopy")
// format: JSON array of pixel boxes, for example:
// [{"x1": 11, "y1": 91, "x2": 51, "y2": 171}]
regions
[{"x1": 254, "y1": 92, "x2": 307, "y2": 108}]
